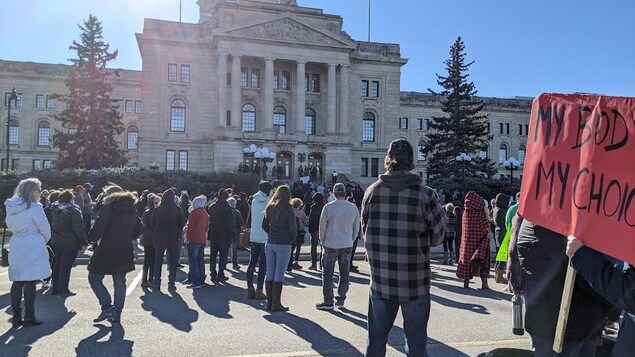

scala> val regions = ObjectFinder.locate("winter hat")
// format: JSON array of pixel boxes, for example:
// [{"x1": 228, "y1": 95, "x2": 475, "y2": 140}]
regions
[
  {"x1": 333, "y1": 183, "x2": 346, "y2": 195},
  {"x1": 386, "y1": 138, "x2": 414, "y2": 171},
  {"x1": 161, "y1": 188, "x2": 176, "y2": 205},
  {"x1": 74, "y1": 185, "x2": 85, "y2": 192},
  {"x1": 227, "y1": 197, "x2": 237, "y2": 208},
  {"x1": 191, "y1": 195, "x2": 207, "y2": 210}
]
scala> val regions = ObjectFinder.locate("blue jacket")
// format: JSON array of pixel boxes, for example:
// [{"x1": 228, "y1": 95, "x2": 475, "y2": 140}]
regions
[{"x1": 571, "y1": 246, "x2": 635, "y2": 357}]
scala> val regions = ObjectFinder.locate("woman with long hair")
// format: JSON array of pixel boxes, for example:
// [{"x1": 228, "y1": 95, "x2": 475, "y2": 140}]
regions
[
  {"x1": 5, "y1": 178, "x2": 51, "y2": 327},
  {"x1": 262, "y1": 185, "x2": 297, "y2": 312},
  {"x1": 140, "y1": 193, "x2": 159, "y2": 288}
]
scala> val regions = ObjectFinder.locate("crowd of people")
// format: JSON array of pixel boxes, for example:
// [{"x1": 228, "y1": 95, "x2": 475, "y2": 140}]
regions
[{"x1": 3, "y1": 137, "x2": 632, "y2": 356}]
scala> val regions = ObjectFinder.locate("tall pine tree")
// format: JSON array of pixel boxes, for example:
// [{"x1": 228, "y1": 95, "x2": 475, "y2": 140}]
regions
[
  {"x1": 53, "y1": 15, "x2": 127, "y2": 169},
  {"x1": 424, "y1": 36, "x2": 494, "y2": 193}
]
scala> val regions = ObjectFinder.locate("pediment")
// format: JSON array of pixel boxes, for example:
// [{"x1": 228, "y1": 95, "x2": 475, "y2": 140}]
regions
[{"x1": 214, "y1": 16, "x2": 356, "y2": 49}]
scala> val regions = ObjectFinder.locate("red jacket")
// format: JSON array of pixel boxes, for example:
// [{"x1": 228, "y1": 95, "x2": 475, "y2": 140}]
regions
[{"x1": 184, "y1": 207, "x2": 209, "y2": 244}]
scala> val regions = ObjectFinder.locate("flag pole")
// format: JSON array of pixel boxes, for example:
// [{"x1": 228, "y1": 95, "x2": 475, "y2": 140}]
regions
[
  {"x1": 179, "y1": 0, "x2": 182, "y2": 23},
  {"x1": 367, "y1": 0, "x2": 371, "y2": 42}
]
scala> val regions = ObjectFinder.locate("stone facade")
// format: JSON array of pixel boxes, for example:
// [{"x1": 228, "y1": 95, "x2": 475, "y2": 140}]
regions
[{"x1": 0, "y1": 0, "x2": 531, "y2": 185}]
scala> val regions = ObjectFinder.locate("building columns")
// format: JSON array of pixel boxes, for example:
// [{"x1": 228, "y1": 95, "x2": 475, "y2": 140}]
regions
[
  {"x1": 217, "y1": 53, "x2": 227, "y2": 127},
  {"x1": 230, "y1": 54, "x2": 242, "y2": 128},
  {"x1": 327, "y1": 63, "x2": 337, "y2": 134},
  {"x1": 295, "y1": 61, "x2": 306, "y2": 134},
  {"x1": 339, "y1": 64, "x2": 349, "y2": 134},
  {"x1": 263, "y1": 58, "x2": 274, "y2": 132}
]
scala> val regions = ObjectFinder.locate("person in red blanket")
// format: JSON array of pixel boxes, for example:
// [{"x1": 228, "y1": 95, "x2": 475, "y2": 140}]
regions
[{"x1": 456, "y1": 190, "x2": 491, "y2": 289}]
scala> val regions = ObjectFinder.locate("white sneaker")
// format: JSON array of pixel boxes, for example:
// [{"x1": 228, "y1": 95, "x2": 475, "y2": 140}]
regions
[{"x1": 42, "y1": 281, "x2": 52, "y2": 289}]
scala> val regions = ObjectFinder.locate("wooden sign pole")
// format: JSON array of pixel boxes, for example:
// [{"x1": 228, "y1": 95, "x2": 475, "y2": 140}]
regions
[{"x1": 553, "y1": 263, "x2": 577, "y2": 353}]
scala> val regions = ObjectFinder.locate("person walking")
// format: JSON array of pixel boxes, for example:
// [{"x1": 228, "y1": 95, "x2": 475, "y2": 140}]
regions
[
  {"x1": 491, "y1": 193, "x2": 510, "y2": 284},
  {"x1": 307, "y1": 192, "x2": 325, "y2": 270},
  {"x1": 87, "y1": 188, "x2": 143, "y2": 323},
  {"x1": 6, "y1": 178, "x2": 51, "y2": 327},
  {"x1": 287, "y1": 198, "x2": 307, "y2": 271},
  {"x1": 81, "y1": 183, "x2": 94, "y2": 234},
  {"x1": 184, "y1": 195, "x2": 209, "y2": 289},
  {"x1": 315, "y1": 183, "x2": 360, "y2": 311},
  {"x1": 207, "y1": 189, "x2": 236, "y2": 282},
  {"x1": 151, "y1": 189, "x2": 184, "y2": 291},
  {"x1": 49, "y1": 189, "x2": 88, "y2": 296},
  {"x1": 456, "y1": 191, "x2": 492, "y2": 290},
  {"x1": 361, "y1": 139, "x2": 447, "y2": 357},
  {"x1": 227, "y1": 197, "x2": 244, "y2": 270},
  {"x1": 140, "y1": 194, "x2": 159, "y2": 288},
  {"x1": 246, "y1": 181, "x2": 271, "y2": 300},
  {"x1": 262, "y1": 185, "x2": 297, "y2": 312},
  {"x1": 443, "y1": 203, "x2": 457, "y2": 265}
]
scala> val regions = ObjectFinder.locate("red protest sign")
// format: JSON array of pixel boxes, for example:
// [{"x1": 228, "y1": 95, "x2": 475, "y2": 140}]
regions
[{"x1": 518, "y1": 93, "x2": 635, "y2": 264}]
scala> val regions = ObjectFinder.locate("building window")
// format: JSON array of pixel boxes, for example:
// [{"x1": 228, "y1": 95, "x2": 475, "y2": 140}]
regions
[
  {"x1": 371, "y1": 81, "x2": 379, "y2": 97},
  {"x1": 251, "y1": 69, "x2": 260, "y2": 88},
  {"x1": 425, "y1": 118, "x2": 431, "y2": 130},
  {"x1": 166, "y1": 150, "x2": 175, "y2": 171},
  {"x1": 524, "y1": 124, "x2": 529, "y2": 136},
  {"x1": 240, "y1": 68, "x2": 248, "y2": 87},
  {"x1": 135, "y1": 100, "x2": 142, "y2": 114},
  {"x1": 33, "y1": 159, "x2": 42, "y2": 171},
  {"x1": 127, "y1": 127, "x2": 139, "y2": 150},
  {"x1": 168, "y1": 63, "x2": 177, "y2": 82},
  {"x1": 37, "y1": 122, "x2": 50, "y2": 146},
  {"x1": 181, "y1": 64, "x2": 190, "y2": 83},
  {"x1": 518, "y1": 144, "x2": 526, "y2": 164},
  {"x1": 479, "y1": 150, "x2": 488, "y2": 159},
  {"x1": 371, "y1": 158, "x2": 379, "y2": 177},
  {"x1": 485, "y1": 122, "x2": 490, "y2": 134},
  {"x1": 498, "y1": 143, "x2": 508, "y2": 165},
  {"x1": 417, "y1": 140, "x2": 426, "y2": 161},
  {"x1": 500, "y1": 122, "x2": 510, "y2": 135},
  {"x1": 361, "y1": 158, "x2": 368, "y2": 177},
  {"x1": 46, "y1": 96, "x2": 54, "y2": 109},
  {"x1": 179, "y1": 150, "x2": 188, "y2": 170},
  {"x1": 506, "y1": 123, "x2": 510, "y2": 135},
  {"x1": 170, "y1": 99, "x2": 186, "y2": 132},
  {"x1": 226, "y1": 110, "x2": 231, "y2": 126},
  {"x1": 311, "y1": 74, "x2": 320, "y2": 92},
  {"x1": 241, "y1": 104, "x2": 256, "y2": 132},
  {"x1": 227, "y1": 72, "x2": 231, "y2": 86},
  {"x1": 5, "y1": 92, "x2": 23, "y2": 107},
  {"x1": 499, "y1": 123, "x2": 504, "y2": 134},
  {"x1": 273, "y1": 106, "x2": 286, "y2": 134},
  {"x1": 125, "y1": 99, "x2": 133, "y2": 113},
  {"x1": 361, "y1": 80, "x2": 369, "y2": 97},
  {"x1": 362, "y1": 112, "x2": 375, "y2": 142},
  {"x1": 36, "y1": 94, "x2": 44, "y2": 108},
  {"x1": 518, "y1": 123, "x2": 523, "y2": 136},
  {"x1": 273, "y1": 71, "x2": 279, "y2": 90},
  {"x1": 281, "y1": 71, "x2": 290, "y2": 90},
  {"x1": 8, "y1": 119, "x2": 19, "y2": 145},
  {"x1": 304, "y1": 108, "x2": 316, "y2": 135},
  {"x1": 416, "y1": 118, "x2": 423, "y2": 130},
  {"x1": 399, "y1": 117, "x2": 408, "y2": 130},
  {"x1": 43, "y1": 160, "x2": 52, "y2": 169}
]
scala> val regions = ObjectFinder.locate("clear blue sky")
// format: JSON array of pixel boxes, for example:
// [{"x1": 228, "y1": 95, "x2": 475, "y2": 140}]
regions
[{"x1": 1, "y1": 0, "x2": 633, "y2": 98}]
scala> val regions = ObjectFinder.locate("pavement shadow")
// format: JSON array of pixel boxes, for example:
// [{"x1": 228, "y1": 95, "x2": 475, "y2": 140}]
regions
[
  {"x1": 75, "y1": 323, "x2": 133, "y2": 357},
  {"x1": 139, "y1": 289, "x2": 198, "y2": 332},
  {"x1": 264, "y1": 312, "x2": 364, "y2": 356},
  {"x1": 191, "y1": 283, "x2": 242, "y2": 319},
  {"x1": 428, "y1": 337, "x2": 471, "y2": 357},
  {"x1": 431, "y1": 294, "x2": 489, "y2": 314},
  {"x1": 0, "y1": 292, "x2": 77, "y2": 357},
  {"x1": 331, "y1": 307, "x2": 368, "y2": 329},
  {"x1": 433, "y1": 281, "x2": 511, "y2": 301}
]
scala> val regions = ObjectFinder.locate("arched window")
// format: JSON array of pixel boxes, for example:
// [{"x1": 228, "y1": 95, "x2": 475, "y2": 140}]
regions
[
  {"x1": 242, "y1": 104, "x2": 256, "y2": 132},
  {"x1": 8, "y1": 119, "x2": 19, "y2": 145},
  {"x1": 417, "y1": 139, "x2": 426, "y2": 161},
  {"x1": 37, "y1": 121, "x2": 50, "y2": 147},
  {"x1": 170, "y1": 99, "x2": 186, "y2": 132},
  {"x1": 518, "y1": 144, "x2": 526, "y2": 164},
  {"x1": 498, "y1": 143, "x2": 508, "y2": 165},
  {"x1": 127, "y1": 126, "x2": 139, "y2": 150},
  {"x1": 273, "y1": 106, "x2": 286, "y2": 134},
  {"x1": 304, "y1": 108, "x2": 316, "y2": 135},
  {"x1": 362, "y1": 112, "x2": 375, "y2": 142}
]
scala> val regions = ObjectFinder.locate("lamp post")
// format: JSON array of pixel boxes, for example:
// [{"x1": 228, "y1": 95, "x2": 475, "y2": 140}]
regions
[
  {"x1": 243, "y1": 144, "x2": 275, "y2": 178},
  {"x1": 5, "y1": 88, "x2": 18, "y2": 172},
  {"x1": 503, "y1": 157, "x2": 521, "y2": 195},
  {"x1": 455, "y1": 152, "x2": 472, "y2": 199},
  {"x1": 149, "y1": 162, "x2": 159, "y2": 171}
]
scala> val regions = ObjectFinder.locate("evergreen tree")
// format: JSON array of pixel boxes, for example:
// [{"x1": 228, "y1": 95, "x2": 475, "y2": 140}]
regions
[
  {"x1": 52, "y1": 14, "x2": 127, "y2": 169},
  {"x1": 424, "y1": 36, "x2": 494, "y2": 193}
]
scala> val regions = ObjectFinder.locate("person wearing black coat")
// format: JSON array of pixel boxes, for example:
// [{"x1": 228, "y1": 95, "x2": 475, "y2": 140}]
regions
[
  {"x1": 566, "y1": 236, "x2": 635, "y2": 357},
  {"x1": 49, "y1": 189, "x2": 89, "y2": 296},
  {"x1": 140, "y1": 193, "x2": 159, "y2": 288},
  {"x1": 227, "y1": 197, "x2": 244, "y2": 270},
  {"x1": 308, "y1": 192, "x2": 325, "y2": 270},
  {"x1": 207, "y1": 189, "x2": 236, "y2": 282},
  {"x1": 491, "y1": 193, "x2": 510, "y2": 283},
  {"x1": 151, "y1": 189, "x2": 184, "y2": 290},
  {"x1": 87, "y1": 190, "x2": 143, "y2": 323},
  {"x1": 516, "y1": 220, "x2": 616, "y2": 356}
]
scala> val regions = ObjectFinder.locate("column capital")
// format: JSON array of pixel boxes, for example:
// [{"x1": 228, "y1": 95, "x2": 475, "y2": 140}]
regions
[
  {"x1": 231, "y1": 54, "x2": 243, "y2": 59},
  {"x1": 339, "y1": 64, "x2": 350, "y2": 69},
  {"x1": 264, "y1": 57, "x2": 276, "y2": 63},
  {"x1": 296, "y1": 60, "x2": 307, "y2": 65}
]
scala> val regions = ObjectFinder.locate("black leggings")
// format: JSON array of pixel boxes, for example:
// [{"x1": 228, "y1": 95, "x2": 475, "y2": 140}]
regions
[
  {"x1": 142, "y1": 246, "x2": 156, "y2": 283},
  {"x1": 443, "y1": 234, "x2": 455, "y2": 253},
  {"x1": 11, "y1": 281, "x2": 37, "y2": 319},
  {"x1": 288, "y1": 240, "x2": 302, "y2": 268}
]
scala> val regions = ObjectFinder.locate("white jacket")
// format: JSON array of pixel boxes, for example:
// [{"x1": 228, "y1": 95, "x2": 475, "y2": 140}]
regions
[
  {"x1": 5, "y1": 197, "x2": 51, "y2": 282},
  {"x1": 249, "y1": 191, "x2": 270, "y2": 244}
]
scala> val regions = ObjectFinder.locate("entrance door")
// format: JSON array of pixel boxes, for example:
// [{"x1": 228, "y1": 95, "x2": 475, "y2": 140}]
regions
[
  {"x1": 276, "y1": 152, "x2": 293, "y2": 180},
  {"x1": 308, "y1": 153, "x2": 324, "y2": 181}
]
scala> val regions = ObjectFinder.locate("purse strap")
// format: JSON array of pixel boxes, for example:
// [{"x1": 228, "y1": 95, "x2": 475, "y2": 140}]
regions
[{"x1": 244, "y1": 206, "x2": 252, "y2": 230}]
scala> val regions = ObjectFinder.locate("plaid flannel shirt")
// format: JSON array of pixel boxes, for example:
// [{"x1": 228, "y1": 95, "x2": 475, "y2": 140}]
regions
[{"x1": 361, "y1": 173, "x2": 447, "y2": 302}]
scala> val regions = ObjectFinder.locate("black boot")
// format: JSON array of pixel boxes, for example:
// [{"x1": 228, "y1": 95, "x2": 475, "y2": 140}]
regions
[
  {"x1": 11, "y1": 308, "x2": 22, "y2": 328},
  {"x1": 271, "y1": 282, "x2": 289, "y2": 312},
  {"x1": 265, "y1": 281, "x2": 273, "y2": 311},
  {"x1": 23, "y1": 282, "x2": 41, "y2": 327},
  {"x1": 10, "y1": 283, "x2": 23, "y2": 327}
]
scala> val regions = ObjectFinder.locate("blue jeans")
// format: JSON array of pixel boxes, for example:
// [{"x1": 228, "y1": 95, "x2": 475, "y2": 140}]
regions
[
  {"x1": 187, "y1": 243, "x2": 205, "y2": 286},
  {"x1": 366, "y1": 292, "x2": 431, "y2": 357},
  {"x1": 88, "y1": 272, "x2": 126, "y2": 313},
  {"x1": 531, "y1": 335, "x2": 597, "y2": 357},
  {"x1": 247, "y1": 242, "x2": 266, "y2": 289},
  {"x1": 230, "y1": 234, "x2": 240, "y2": 265},
  {"x1": 153, "y1": 247, "x2": 179, "y2": 285},
  {"x1": 265, "y1": 243, "x2": 292, "y2": 282},
  {"x1": 322, "y1": 247, "x2": 352, "y2": 304}
]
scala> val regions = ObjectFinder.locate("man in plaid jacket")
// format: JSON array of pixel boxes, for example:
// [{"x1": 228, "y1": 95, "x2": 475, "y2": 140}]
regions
[{"x1": 361, "y1": 138, "x2": 447, "y2": 357}]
